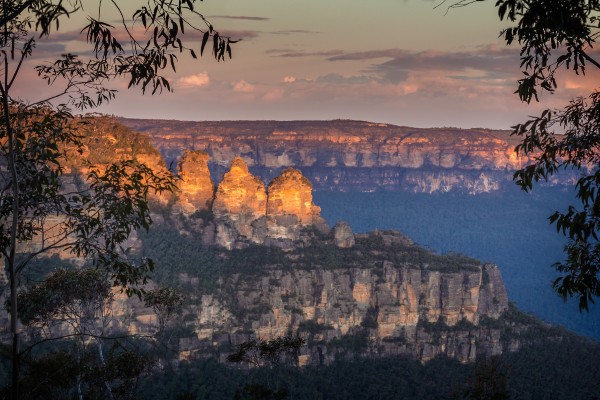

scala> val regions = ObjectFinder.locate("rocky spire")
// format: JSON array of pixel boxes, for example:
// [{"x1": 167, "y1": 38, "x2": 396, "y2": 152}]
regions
[
  {"x1": 177, "y1": 150, "x2": 214, "y2": 214},
  {"x1": 264, "y1": 167, "x2": 329, "y2": 242},
  {"x1": 209, "y1": 158, "x2": 268, "y2": 248},
  {"x1": 212, "y1": 157, "x2": 267, "y2": 219},
  {"x1": 267, "y1": 167, "x2": 321, "y2": 225}
]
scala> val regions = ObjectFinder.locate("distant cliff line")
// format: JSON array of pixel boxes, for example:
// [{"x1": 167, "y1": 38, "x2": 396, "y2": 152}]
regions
[{"x1": 119, "y1": 117, "x2": 575, "y2": 194}]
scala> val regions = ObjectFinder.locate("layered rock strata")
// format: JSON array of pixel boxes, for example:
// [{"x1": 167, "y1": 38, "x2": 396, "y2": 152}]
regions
[
  {"x1": 121, "y1": 235, "x2": 510, "y2": 365},
  {"x1": 192, "y1": 261, "x2": 508, "y2": 364},
  {"x1": 119, "y1": 118, "x2": 543, "y2": 193},
  {"x1": 177, "y1": 150, "x2": 214, "y2": 214}
]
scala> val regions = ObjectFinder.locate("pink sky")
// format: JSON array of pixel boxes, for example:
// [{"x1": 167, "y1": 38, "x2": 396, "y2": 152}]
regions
[{"x1": 10, "y1": 0, "x2": 599, "y2": 129}]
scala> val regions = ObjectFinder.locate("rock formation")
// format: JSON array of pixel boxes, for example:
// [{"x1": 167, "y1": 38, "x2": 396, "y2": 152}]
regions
[
  {"x1": 212, "y1": 157, "x2": 267, "y2": 218},
  {"x1": 177, "y1": 150, "x2": 214, "y2": 214},
  {"x1": 118, "y1": 230, "x2": 512, "y2": 365},
  {"x1": 333, "y1": 221, "x2": 355, "y2": 248},
  {"x1": 203, "y1": 159, "x2": 329, "y2": 249},
  {"x1": 211, "y1": 157, "x2": 267, "y2": 248},
  {"x1": 265, "y1": 167, "x2": 329, "y2": 243},
  {"x1": 191, "y1": 259, "x2": 509, "y2": 364},
  {"x1": 267, "y1": 168, "x2": 320, "y2": 225}
]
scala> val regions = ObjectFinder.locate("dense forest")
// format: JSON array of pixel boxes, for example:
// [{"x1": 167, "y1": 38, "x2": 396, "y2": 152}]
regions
[{"x1": 137, "y1": 335, "x2": 600, "y2": 400}]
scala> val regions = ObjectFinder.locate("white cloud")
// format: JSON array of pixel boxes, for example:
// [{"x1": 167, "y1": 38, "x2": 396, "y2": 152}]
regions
[
  {"x1": 233, "y1": 80, "x2": 255, "y2": 92},
  {"x1": 178, "y1": 72, "x2": 211, "y2": 88},
  {"x1": 283, "y1": 76, "x2": 296, "y2": 83}
]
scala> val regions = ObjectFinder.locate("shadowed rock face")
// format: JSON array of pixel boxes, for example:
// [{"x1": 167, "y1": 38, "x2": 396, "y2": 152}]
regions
[
  {"x1": 177, "y1": 150, "x2": 214, "y2": 214},
  {"x1": 114, "y1": 228, "x2": 511, "y2": 365},
  {"x1": 333, "y1": 221, "x2": 355, "y2": 248},
  {"x1": 127, "y1": 251, "x2": 508, "y2": 364}
]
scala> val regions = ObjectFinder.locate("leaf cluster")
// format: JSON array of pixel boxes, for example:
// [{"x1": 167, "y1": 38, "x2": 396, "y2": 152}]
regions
[
  {"x1": 17, "y1": 268, "x2": 113, "y2": 328},
  {"x1": 2, "y1": 0, "x2": 235, "y2": 108},
  {"x1": 0, "y1": 105, "x2": 176, "y2": 298},
  {"x1": 494, "y1": 0, "x2": 600, "y2": 103},
  {"x1": 512, "y1": 92, "x2": 600, "y2": 310},
  {"x1": 11, "y1": 344, "x2": 151, "y2": 400},
  {"x1": 144, "y1": 287, "x2": 184, "y2": 332}
]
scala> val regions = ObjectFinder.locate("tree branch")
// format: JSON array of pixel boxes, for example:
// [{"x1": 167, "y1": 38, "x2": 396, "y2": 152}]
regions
[
  {"x1": 19, "y1": 332, "x2": 155, "y2": 357},
  {"x1": 0, "y1": 0, "x2": 37, "y2": 28},
  {"x1": 583, "y1": 51, "x2": 600, "y2": 70},
  {"x1": 7, "y1": 38, "x2": 33, "y2": 90}
]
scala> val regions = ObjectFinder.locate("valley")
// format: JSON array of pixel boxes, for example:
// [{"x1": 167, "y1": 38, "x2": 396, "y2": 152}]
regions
[{"x1": 3, "y1": 116, "x2": 599, "y2": 399}]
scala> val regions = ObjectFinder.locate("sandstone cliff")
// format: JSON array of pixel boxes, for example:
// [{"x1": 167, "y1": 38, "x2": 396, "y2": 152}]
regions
[
  {"x1": 123, "y1": 230, "x2": 512, "y2": 365},
  {"x1": 266, "y1": 167, "x2": 329, "y2": 241},
  {"x1": 119, "y1": 118, "x2": 538, "y2": 193},
  {"x1": 1, "y1": 116, "x2": 549, "y2": 370},
  {"x1": 177, "y1": 150, "x2": 214, "y2": 214}
]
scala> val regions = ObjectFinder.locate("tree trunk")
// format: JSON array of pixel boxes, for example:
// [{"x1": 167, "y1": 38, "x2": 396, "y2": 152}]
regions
[
  {"x1": 97, "y1": 339, "x2": 115, "y2": 400},
  {"x1": 2, "y1": 88, "x2": 20, "y2": 400}
]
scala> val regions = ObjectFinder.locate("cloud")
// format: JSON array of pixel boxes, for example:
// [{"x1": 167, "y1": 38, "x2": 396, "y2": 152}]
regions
[
  {"x1": 28, "y1": 42, "x2": 68, "y2": 60},
  {"x1": 43, "y1": 30, "x2": 84, "y2": 42},
  {"x1": 216, "y1": 30, "x2": 260, "y2": 40},
  {"x1": 209, "y1": 15, "x2": 270, "y2": 21},
  {"x1": 233, "y1": 80, "x2": 255, "y2": 92},
  {"x1": 178, "y1": 72, "x2": 211, "y2": 88},
  {"x1": 328, "y1": 46, "x2": 520, "y2": 84},
  {"x1": 266, "y1": 49, "x2": 344, "y2": 58},
  {"x1": 282, "y1": 76, "x2": 313, "y2": 84},
  {"x1": 39, "y1": 26, "x2": 259, "y2": 46},
  {"x1": 315, "y1": 73, "x2": 375, "y2": 85},
  {"x1": 270, "y1": 30, "x2": 320, "y2": 35}
]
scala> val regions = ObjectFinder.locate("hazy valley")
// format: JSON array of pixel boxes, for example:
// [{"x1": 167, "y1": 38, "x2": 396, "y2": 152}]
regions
[
  {"x1": 3, "y1": 116, "x2": 599, "y2": 399},
  {"x1": 118, "y1": 117, "x2": 599, "y2": 339}
]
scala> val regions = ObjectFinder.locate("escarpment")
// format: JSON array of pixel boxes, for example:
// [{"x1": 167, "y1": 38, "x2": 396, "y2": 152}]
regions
[
  {"x1": 129, "y1": 227, "x2": 514, "y2": 365},
  {"x1": 149, "y1": 155, "x2": 516, "y2": 365},
  {"x1": 119, "y1": 118, "x2": 543, "y2": 193}
]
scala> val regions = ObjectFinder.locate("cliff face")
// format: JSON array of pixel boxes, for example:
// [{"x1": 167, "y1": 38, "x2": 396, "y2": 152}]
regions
[
  {"x1": 119, "y1": 118, "x2": 535, "y2": 193},
  {"x1": 266, "y1": 168, "x2": 329, "y2": 240},
  {"x1": 123, "y1": 230, "x2": 511, "y2": 365},
  {"x1": 267, "y1": 168, "x2": 318, "y2": 225},
  {"x1": 213, "y1": 157, "x2": 267, "y2": 218}
]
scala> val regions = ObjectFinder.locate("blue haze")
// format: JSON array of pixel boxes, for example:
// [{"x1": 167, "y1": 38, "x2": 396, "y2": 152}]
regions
[{"x1": 314, "y1": 186, "x2": 600, "y2": 340}]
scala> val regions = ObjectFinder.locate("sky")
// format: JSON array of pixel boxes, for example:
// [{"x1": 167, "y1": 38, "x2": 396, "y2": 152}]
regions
[{"x1": 12, "y1": 0, "x2": 600, "y2": 129}]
